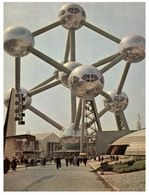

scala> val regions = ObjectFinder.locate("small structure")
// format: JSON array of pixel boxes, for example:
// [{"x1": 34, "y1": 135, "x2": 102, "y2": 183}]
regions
[{"x1": 106, "y1": 129, "x2": 145, "y2": 159}]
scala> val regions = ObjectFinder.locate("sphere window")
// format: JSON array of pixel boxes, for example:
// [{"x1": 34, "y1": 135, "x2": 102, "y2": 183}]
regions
[
  {"x1": 59, "y1": 10, "x2": 66, "y2": 17},
  {"x1": 74, "y1": 8, "x2": 80, "y2": 14},
  {"x1": 72, "y1": 76, "x2": 79, "y2": 83},
  {"x1": 82, "y1": 74, "x2": 98, "y2": 82},
  {"x1": 67, "y1": 8, "x2": 74, "y2": 14}
]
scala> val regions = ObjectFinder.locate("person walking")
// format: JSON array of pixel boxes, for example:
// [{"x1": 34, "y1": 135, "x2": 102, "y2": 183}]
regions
[
  {"x1": 43, "y1": 157, "x2": 46, "y2": 167},
  {"x1": 76, "y1": 156, "x2": 80, "y2": 167},
  {"x1": 40, "y1": 158, "x2": 43, "y2": 167},
  {"x1": 65, "y1": 156, "x2": 69, "y2": 167},
  {"x1": 4, "y1": 157, "x2": 10, "y2": 174},
  {"x1": 83, "y1": 157, "x2": 87, "y2": 166},
  {"x1": 11, "y1": 157, "x2": 17, "y2": 172},
  {"x1": 24, "y1": 157, "x2": 28, "y2": 170},
  {"x1": 73, "y1": 156, "x2": 77, "y2": 167}
]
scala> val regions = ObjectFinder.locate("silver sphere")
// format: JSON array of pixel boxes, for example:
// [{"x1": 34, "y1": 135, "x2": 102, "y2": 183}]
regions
[
  {"x1": 103, "y1": 90, "x2": 128, "y2": 113},
  {"x1": 59, "y1": 61, "x2": 81, "y2": 88},
  {"x1": 4, "y1": 88, "x2": 32, "y2": 110},
  {"x1": 58, "y1": 3, "x2": 86, "y2": 30},
  {"x1": 118, "y1": 34, "x2": 145, "y2": 63},
  {"x1": 53, "y1": 60, "x2": 64, "y2": 79},
  {"x1": 68, "y1": 65, "x2": 104, "y2": 98},
  {"x1": 4, "y1": 26, "x2": 35, "y2": 57},
  {"x1": 59, "y1": 123, "x2": 87, "y2": 150}
]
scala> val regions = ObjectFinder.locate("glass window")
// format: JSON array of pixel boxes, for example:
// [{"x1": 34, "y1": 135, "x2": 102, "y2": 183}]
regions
[
  {"x1": 74, "y1": 8, "x2": 80, "y2": 14},
  {"x1": 72, "y1": 76, "x2": 79, "y2": 83},
  {"x1": 68, "y1": 8, "x2": 73, "y2": 14},
  {"x1": 59, "y1": 10, "x2": 65, "y2": 17}
]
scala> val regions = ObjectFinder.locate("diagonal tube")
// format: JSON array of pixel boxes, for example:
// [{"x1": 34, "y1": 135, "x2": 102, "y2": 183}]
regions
[
  {"x1": 27, "y1": 105, "x2": 63, "y2": 130},
  {"x1": 29, "y1": 74, "x2": 57, "y2": 91},
  {"x1": 92, "y1": 53, "x2": 120, "y2": 67},
  {"x1": 32, "y1": 20, "x2": 64, "y2": 37},
  {"x1": 82, "y1": 20, "x2": 121, "y2": 43},
  {"x1": 100, "y1": 91, "x2": 111, "y2": 99},
  {"x1": 117, "y1": 62, "x2": 131, "y2": 94},
  {"x1": 28, "y1": 47, "x2": 72, "y2": 75},
  {"x1": 28, "y1": 80, "x2": 61, "y2": 97},
  {"x1": 74, "y1": 99, "x2": 82, "y2": 130},
  {"x1": 15, "y1": 57, "x2": 21, "y2": 93},
  {"x1": 100, "y1": 52, "x2": 127, "y2": 74}
]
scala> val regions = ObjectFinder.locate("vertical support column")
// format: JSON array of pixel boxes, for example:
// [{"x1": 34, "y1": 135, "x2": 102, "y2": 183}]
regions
[
  {"x1": 15, "y1": 57, "x2": 21, "y2": 93},
  {"x1": 69, "y1": 29, "x2": 76, "y2": 123},
  {"x1": 80, "y1": 98, "x2": 86, "y2": 153}
]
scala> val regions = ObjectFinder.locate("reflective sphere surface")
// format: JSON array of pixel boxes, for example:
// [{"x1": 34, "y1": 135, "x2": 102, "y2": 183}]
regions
[
  {"x1": 58, "y1": 3, "x2": 86, "y2": 30},
  {"x1": 4, "y1": 88, "x2": 32, "y2": 110},
  {"x1": 68, "y1": 65, "x2": 104, "y2": 98},
  {"x1": 59, "y1": 61, "x2": 81, "y2": 88},
  {"x1": 59, "y1": 123, "x2": 88, "y2": 150},
  {"x1": 103, "y1": 90, "x2": 128, "y2": 113},
  {"x1": 118, "y1": 34, "x2": 145, "y2": 63},
  {"x1": 53, "y1": 60, "x2": 64, "y2": 79},
  {"x1": 4, "y1": 26, "x2": 35, "y2": 57}
]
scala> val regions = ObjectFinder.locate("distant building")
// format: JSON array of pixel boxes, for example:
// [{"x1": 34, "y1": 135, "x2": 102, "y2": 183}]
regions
[{"x1": 34, "y1": 132, "x2": 62, "y2": 158}]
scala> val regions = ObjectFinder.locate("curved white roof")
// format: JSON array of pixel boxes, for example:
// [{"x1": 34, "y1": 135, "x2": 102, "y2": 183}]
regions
[{"x1": 111, "y1": 129, "x2": 145, "y2": 155}]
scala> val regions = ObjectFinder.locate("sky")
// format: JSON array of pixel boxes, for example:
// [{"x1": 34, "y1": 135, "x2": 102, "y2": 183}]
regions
[{"x1": 3, "y1": 1, "x2": 145, "y2": 136}]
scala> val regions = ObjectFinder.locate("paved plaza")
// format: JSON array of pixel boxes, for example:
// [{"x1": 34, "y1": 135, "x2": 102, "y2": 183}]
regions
[{"x1": 4, "y1": 160, "x2": 112, "y2": 191}]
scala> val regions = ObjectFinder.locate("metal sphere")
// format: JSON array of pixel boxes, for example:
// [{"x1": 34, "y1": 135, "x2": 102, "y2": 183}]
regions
[
  {"x1": 118, "y1": 34, "x2": 145, "y2": 63},
  {"x1": 4, "y1": 88, "x2": 32, "y2": 110},
  {"x1": 58, "y1": 3, "x2": 86, "y2": 30},
  {"x1": 53, "y1": 60, "x2": 64, "y2": 79},
  {"x1": 59, "y1": 123, "x2": 87, "y2": 150},
  {"x1": 68, "y1": 65, "x2": 104, "y2": 98},
  {"x1": 103, "y1": 90, "x2": 128, "y2": 113},
  {"x1": 4, "y1": 26, "x2": 35, "y2": 57},
  {"x1": 58, "y1": 61, "x2": 81, "y2": 88}
]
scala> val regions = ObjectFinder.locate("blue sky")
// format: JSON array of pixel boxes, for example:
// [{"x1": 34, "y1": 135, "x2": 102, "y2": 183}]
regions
[{"x1": 4, "y1": 1, "x2": 145, "y2": 136}]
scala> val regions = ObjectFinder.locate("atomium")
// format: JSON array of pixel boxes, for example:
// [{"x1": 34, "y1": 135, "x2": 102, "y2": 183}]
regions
[
  {"x1": 4, "y1": 3, "x2": 145, "y2": 152},
  {"x1": 4, "y1": 26, "x2": 35, "y2": 57},
  {"x1": 4, "y1": 88, "x2": 32, "y2": 110},
  {"x1": 118, "y1": 34, "x2": 145, "y2": 63},
  {"x1": 103, "y1": 90, "x2": 128, "y2": 113},
  {"x1": 68, "y1": 65, "x2": 104, "y2": 98},
  {"x1": 58, "y1": 3, "x2": 86, "y2": 30},
  {"x1": 58, "y1": 61, "x2": 82, "y2": 88}
]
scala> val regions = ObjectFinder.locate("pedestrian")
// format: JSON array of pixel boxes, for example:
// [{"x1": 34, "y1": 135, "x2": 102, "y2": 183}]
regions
[
  {"x1": 24, "y1": 157, "x2": 28, "y2": 170},
  {"x1": 83, "y1": 157, "x2": 87, "y2": 166},
  {"x1": 65, "y1": 156, "x2": 69, "y2": 167},
  {"x1": 43, "y1": 157, "x2": 46, "y2": 167},
  {"x1": 101, "y1": 156, "x2": 104, "y2": 161},
  {"x1": 55, "y1": 156, "x2": 61, "y2": 169},
  {"x1": 4, "y1": 157, "x2": 10, "y2": 174},
  {"x1": 94, "y1": 156, "x2": 96, "y2": 161},
  {"x1": 30, "y1": 158, "x2": 34, "y2": 166},
  {"x1": 98, "y1": 155, "x2": 101, "y2": 161},
  {"x1": 11, "y1": 157, "x2": 17, "y2": 172},
  {"x1": 73, "y1": 156, "x2": 77, "y2": 167},
  {"x1": 40, "y1": 158, "x2": 43, "y2": 167},
  {"x1": 76, "y1": 156, "x2": 80, "y2": 167}
]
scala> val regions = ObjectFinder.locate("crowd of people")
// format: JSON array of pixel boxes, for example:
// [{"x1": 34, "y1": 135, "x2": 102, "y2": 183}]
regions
[{"x1": 4, "y1": 155, "x2": 88, "y2": 173}]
